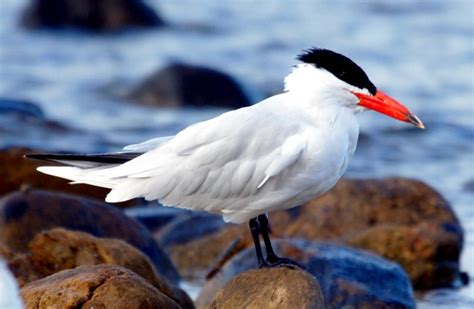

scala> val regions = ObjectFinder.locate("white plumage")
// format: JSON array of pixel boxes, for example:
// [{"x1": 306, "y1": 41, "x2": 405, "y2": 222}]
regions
[{"x1": 38, "y1": 64, "x2": 360, "y2": 223}]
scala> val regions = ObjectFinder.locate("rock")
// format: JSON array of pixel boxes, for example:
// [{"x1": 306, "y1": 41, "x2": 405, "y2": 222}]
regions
[
  {"x1": 0, "y1": 189, "x2": 180, "y2": 284},
  {"x1": 281, "y1": 178, "x2": 464, "y2": 289},
  {"x1": 125, "y1": 206, "x2": 193, "y2": 232},
  {"x1": 21, "y1": 265, "x2": 180, "y2": 309},
  {"x1": 0, "y1": 98, "x2": 44, "y2": 118},
  {"x1": 0, "y1": 244, "x2": 43, "y2": 287},
  {"x1": 197, "y1": 239, "x2": 415, "y2": 309},
  {"x1": 26, "y1": 228, "x2": 193, "y2": 308},
  {"x1": 20, "y1": 0, "x2": 165, "y2": 32},
  {"x1": 128, "y1": 63, "x2": 251, "y2": 109},
  {"x1": 0, "y1": 147, "x2": 125, "y2": 203},
  {"x1": 209, "y1": 267, "x2": 325, "y2": 309},
  {"x1": 0, "y1": 259, "x2": 24, "y2": 309}
]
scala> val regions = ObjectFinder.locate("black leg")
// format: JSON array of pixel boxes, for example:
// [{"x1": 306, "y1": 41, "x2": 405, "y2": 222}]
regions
[
  {"x1": 249, "y1": 217, "x2": 266, "y2": 268},
  {"x1": 257, "y1": 214, "x2": 278, "y2": 262},
  {"x1": 257, "y1": 214, "x2": 304, "y2": 269}
]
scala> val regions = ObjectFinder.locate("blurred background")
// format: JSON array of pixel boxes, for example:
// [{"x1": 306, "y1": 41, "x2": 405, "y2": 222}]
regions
[{"x1": 0, "y1": 0, "x2": 473, "y2": 307}]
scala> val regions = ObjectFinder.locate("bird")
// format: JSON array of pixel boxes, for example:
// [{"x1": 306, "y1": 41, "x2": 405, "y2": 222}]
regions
[{"x1": 26, "y1": 48, "x2": 424, "y2": 268}]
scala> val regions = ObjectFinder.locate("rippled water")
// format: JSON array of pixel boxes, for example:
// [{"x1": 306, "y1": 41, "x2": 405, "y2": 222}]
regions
[{"x1": 1, "y1": 0, "x2": 473, "y2": 307}]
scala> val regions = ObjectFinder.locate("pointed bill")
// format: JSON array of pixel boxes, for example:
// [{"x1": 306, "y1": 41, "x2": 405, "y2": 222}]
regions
[{"x1": 353, "y1": 90, "x2": 425, "y2": 129}]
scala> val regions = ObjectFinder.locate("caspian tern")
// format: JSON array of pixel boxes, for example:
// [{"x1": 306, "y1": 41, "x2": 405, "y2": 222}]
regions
[{"x1": 27, "y1": 48, "x2": 424, "y2": 268}]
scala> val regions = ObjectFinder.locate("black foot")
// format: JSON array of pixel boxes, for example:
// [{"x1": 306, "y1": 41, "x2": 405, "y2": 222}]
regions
[{"x1": 263, "y1": 255, "x2": 305, "y2": 270}]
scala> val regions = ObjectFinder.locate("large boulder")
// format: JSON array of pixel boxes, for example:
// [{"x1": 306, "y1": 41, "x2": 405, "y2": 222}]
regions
[
  {"x1": 21, "y1": 265, "x2": 180, "y2": 309},
  {"x1": 197, "y1": 240, "x2": 416, "y2": 309},
  {"x1": 281, "y1": 178, "x2": 464, "y2": 289},
  {"x1": 209, "y1": 267, "x2": 325, "y2": 309},
  {"x1": 0, "y1": 189, "x2": 180, "y2": 283},
  {"x1": 128, "y1": 63, "x2": 251, "y2": 109},
  {"x1": 20, "y1": 0, "x2": 165, "y2": 32}
]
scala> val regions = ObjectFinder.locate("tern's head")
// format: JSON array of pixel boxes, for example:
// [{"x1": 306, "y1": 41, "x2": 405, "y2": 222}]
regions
[{"x1": 285, "y1": 48, "x2": 424, "y2": 129}]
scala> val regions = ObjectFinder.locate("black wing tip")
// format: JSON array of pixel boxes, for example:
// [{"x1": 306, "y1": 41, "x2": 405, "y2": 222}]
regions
[
  {"x1": 24, "y1": 152, "x2": 141, "y2": 164},
  {"x1": 24, "y1": 153, "x2": 52, "y2": 160}
]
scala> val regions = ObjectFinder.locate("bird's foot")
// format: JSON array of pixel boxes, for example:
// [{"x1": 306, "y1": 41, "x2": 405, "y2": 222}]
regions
[{"x1": 260, "y1": 255, "x2": 305, "y2": 270}]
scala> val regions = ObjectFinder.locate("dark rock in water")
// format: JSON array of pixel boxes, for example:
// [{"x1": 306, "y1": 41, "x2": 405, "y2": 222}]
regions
[
  {"x1": 25, "y1": 228, "x2": 193, "y2": 308},
  {"x1": 209, "y1": 267, "x2": 325, "y2": 309},
  {"x1": 0, "y1": 189, "x2": 180, "y2": 284},
  {"x1": 281, "y1": 178, "x2": 464, "y2": 290},
  {"x1": 128, "y1": 63, "x2": 251, "y2": 109},
  {"x1": 0, "y1": 148, "x2": 137, "y2": 207},
  {"x1": 157, "y1": 213, "x2": 225, "y2": 248},
  {"x1": 20, "y1": 0, "x2": 165, "y2": 32},
  {"x1": 463, "y1": 178, "x2": 474, "y2": 192},
  {"x1": 125, "y1": 206, "x2": 192, "y2": 232},
  {"x1": 0, "y1": 98, "x2": 44, "y2": 119},
  {"x1": 197, "y1": 240, "x2": 416, "y2": 309},
  {"x1": 21, "y1": 265, "x2": 181, "y2": 309}
]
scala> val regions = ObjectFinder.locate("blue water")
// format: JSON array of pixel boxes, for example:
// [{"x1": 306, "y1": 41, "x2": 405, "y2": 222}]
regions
[{"x1": 1, "y1": 0, "x2": 473, "y2": 307}]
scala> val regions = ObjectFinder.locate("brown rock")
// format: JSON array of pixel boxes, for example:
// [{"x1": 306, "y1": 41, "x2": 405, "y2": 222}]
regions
[
  {"x1": 0, "y1": 189, "x2": 180, "y2": 283},
  {"x1": 21, "y1": 265, "x2": 179, "y2": 309},
  {"x1": 27, "y1": 228, "x2": 193, "y2": 308},
  {"x1": 0, "y1": 147, "x2": 136, "y2": 207},
  {"x1": 0, "y1": 244, "x2": 42, "y2": 287},
  {"x1": 281, "y1": 178, "x2": 463, "y2": 289},
  {"x1": 209, "y1": 267, "x2": 324, "y2": 309}
]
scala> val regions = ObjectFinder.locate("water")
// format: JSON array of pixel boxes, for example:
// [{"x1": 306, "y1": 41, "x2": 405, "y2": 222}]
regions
[{"x1": 1, "y1": 0, "x2": 473, "y2": 307}]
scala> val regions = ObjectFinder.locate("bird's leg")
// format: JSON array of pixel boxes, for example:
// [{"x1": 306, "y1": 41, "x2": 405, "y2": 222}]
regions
[
  {"x1": 257, "y1": 214, "x2": 304, "y2": 269},
  {"x1": 257, "y1": 214, "x2": 278, "y2": 261},
  {"x1": 248, "y1": 217, "x2": 266, "y2": 268}
]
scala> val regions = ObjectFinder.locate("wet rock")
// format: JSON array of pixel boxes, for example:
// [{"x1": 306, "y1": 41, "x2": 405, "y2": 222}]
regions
[
  {"x1": 209, "y1": 267, "x2": 325, "y2": 309},
  {"x1": 21, "y1": 265, "x2": 180, "y2": 309},
  {"x1": 0, "y1": 189, "x2": 180, "y2": 284},
  {"x1": 281, "y1": 178, "x2": 464, "y2": 289},
  {"x1": 20, "y1": 0, "x2": 165, "y2": 32},
  {"x1": 27, "y1": 228, "x2": 193, "y2": 308},
  {"x1": 125, "y1": 206, "x2": 193, "y2": 232},
  {"x1": 128, "y1": 63, "x2": 251, "y2": 109},
  {"x1": 0, "y1": 98, "x2": 44, "y2": 119},
  {"x1": 197, "y1": 239, "x2": 415, "y2": 309}
]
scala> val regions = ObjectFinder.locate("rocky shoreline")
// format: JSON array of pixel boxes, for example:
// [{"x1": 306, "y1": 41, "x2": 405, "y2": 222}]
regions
[{"x1": 0, "y1": 147, "x2": 466, "y2": 308}]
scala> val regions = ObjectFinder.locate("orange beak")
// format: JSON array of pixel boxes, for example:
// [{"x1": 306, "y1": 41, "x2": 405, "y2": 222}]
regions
[{"x1": 353, "y1": 90, "x2": 425, "y2": 129}]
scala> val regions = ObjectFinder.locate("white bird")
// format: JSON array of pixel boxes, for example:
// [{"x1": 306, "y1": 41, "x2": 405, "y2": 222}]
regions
[{"x1": 27, "y1": 48, "x2": 424, "y2": 267}]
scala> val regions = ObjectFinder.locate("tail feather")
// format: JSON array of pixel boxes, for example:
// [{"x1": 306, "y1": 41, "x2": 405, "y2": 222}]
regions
[
  {"x1": 37, "y1": 166, "x2": 120, "y2": 189},
  {"x1": 27, "y1": 152, "x2": 142, "y2": 191}
]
